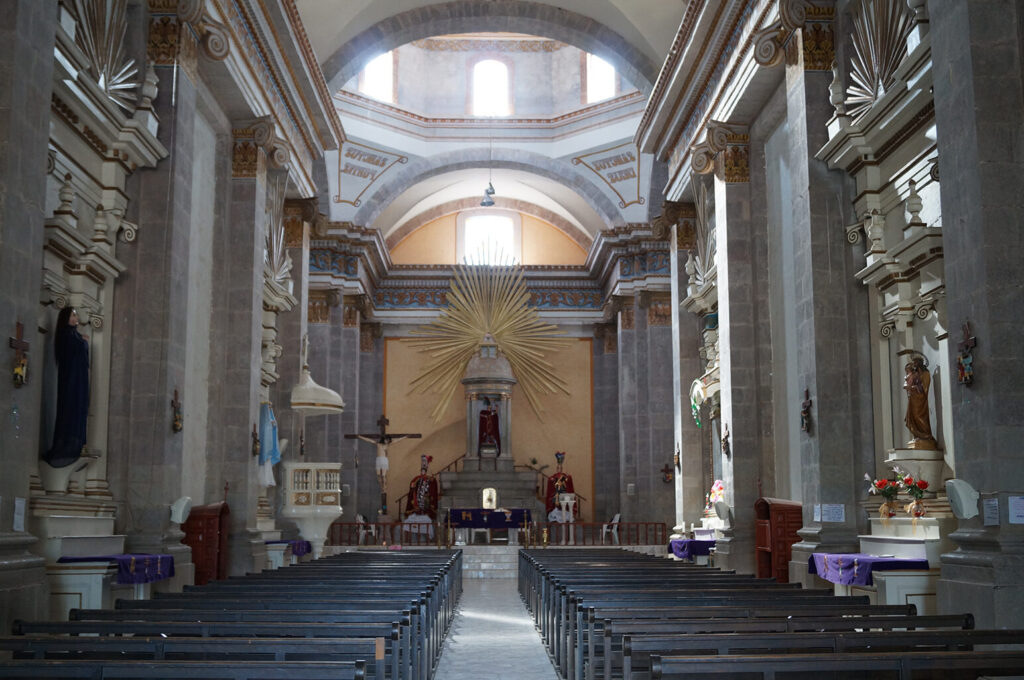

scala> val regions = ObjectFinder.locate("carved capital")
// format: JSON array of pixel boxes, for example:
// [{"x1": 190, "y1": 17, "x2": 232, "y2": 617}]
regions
[
  {"x1": 360, "y1": 323, "x2": 381, "y2": 352},
  {"x1": 647, "y1": 297, "x2": 672, "y2": 326},
  {"x1": 802, "y1": 7, "x2": 836, "y2": 71},
  {"x1": 308, "y1": 289, "x2": 331, "y2": 324},
  {"x1": 753, "y1": 0, "x2": 809, "y2": 67},
  {"x1": 231, "y1": 128, "x2": 261, "y2": 178},
  {"x1": 720, "y1": 134, "x2": 750, "y2": 183}
]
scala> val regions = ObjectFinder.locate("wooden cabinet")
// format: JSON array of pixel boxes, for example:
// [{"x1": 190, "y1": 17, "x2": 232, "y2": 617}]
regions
[
  {"x1": 754, "y1": 497, "x2": 802, "y2": 583},
  {"x1": 182, "y1": 501, "x2": 230, "y2": 585}
]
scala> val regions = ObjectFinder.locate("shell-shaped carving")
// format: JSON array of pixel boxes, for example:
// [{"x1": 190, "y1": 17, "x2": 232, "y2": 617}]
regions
[
  {"x1": 845, "y1": 0, "x2": 914, "y2": 120},
  {"x1": 201, "y1": 21, "x2": 230, "y2": 61}
]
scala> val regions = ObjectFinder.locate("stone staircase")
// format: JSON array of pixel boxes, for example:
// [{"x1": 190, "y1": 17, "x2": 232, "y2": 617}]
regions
[{"x1": 461, "y1": 545, "x2": 519, "y2": 578}]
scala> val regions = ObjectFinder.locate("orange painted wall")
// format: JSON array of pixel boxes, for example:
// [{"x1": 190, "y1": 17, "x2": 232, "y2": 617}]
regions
[
  {"x1": 389, "y1": 212, "x2": 586, "y2": 266},
  {"x1": 382, "y1": 337, "x2": 595, "y2": 521},
  {"x1": 390, "y1": 213, "x2": 456, "y2": 264},
  {"x1": 521, "y1": 214, "x2": 586, "y2": 265}
]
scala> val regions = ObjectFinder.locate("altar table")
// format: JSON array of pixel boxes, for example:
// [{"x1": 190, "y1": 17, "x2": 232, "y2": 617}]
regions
[
  {"x1": 809, "y1": 552, "x2": 929, "y2": 586},
  {"x1": 265, "y1": 539, "x2": 312, "y2": 557},
  {"x1": 447, "y1": 508, "x2": 531, "y2": 529},
  {"x1": 58, "y1": 553, "x2": 175, "y2": 585},
  {"x1": 670, "y1": 538, "x2": 715, "y2": 561}
]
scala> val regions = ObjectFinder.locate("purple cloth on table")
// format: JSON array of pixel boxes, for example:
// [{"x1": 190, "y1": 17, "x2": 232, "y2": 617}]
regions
[
  {"x1": 809, "y1": 553, "x2": 929, "y2": 586},
  {"x1": 57, "y1": 554, "x2": 175, "y2": 585},
  {"x1": 448, "y1": 508, "x2": 531, "y2": 529},
  {"x1": 670, "y1": 538, "x2": 715, "y2": 560},
  {"x1": 265, "y1": 539, "x2": 312, "y2": 557}
]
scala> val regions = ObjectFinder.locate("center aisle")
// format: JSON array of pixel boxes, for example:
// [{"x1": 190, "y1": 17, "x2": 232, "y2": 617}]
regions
[{"x1": 434, "y1": 578, "x2": 559, "y2": 680}]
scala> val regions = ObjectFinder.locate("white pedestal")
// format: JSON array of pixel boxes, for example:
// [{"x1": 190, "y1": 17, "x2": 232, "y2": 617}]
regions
[
  {"x1": 265, "y1": 543, "x2": 289, "y2": 570},
  {"x1": 281, "y1": 462, "x2": 343, "y2": 559}
]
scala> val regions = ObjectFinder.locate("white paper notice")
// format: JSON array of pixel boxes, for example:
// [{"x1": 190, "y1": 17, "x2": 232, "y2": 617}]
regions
[
  {"x1": 821, "y1": 503, "x2": 845, "y2": 523},
  {"x1": 813, "y1": 504, "x2": 821, "y2": 521},
  {"x1": 13, "y1": 497, "x2": 26, "y2": 532},
  {"x1": 982, "y1": 497, "x2": 1000, "y2": 526},
  {"x1": 1008, "y1": 496, "x2": 1024, "y2": 525}
]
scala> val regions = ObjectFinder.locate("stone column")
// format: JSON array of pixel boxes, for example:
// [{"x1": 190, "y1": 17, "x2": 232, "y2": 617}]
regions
[
  {"x1": 671, "y1": 221, "x2": 707, "y2": 528},
  {"x1": 592, "y1": 324, "x2": 620, "y2": 524},
  {"x1": 0, "y1": 0, "x2": 57, "y2": 629},
  {"x1": 617, "y1": 291, "x2": 675, "y2": 526},
  {"x1": 208, "y1": 125, "x2": 269, "y2": 575},
  {"x1": 712, "y1": 135, "x2": 761, "y2": 573},
  {"x1": 784, "y1": 27, "x2": 873, "y2": 585},
  {"x1": 108, "y1": 27, "x2": 202, "y2": 582},
  {"x1": 930, "y1": 0, "x2": 1024, "y2": 629}
]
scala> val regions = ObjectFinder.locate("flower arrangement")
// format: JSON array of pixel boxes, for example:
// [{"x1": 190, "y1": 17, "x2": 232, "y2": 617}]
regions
[
  {"x1": 865, "y1": 473, "x2": 900, "y2": 523},
  {"x1": 898, "y1": 474, "x2": 929, "y2": 519}
]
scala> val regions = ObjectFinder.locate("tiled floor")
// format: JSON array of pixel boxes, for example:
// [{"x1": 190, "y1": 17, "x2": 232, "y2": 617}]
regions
[{"x1": 434, "y1": 578, "x2": 559, "y2": 679}]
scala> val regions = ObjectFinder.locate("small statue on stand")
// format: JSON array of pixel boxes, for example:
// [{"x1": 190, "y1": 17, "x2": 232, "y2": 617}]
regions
[
  {"x1": 545, "y1": 451, "x2": 576, "y2": 520},
  {"x1": 478, "y1": 397, "x2": 501, "y2": 456},
  {"x1": 902, "y1": 354, "x2": 938, "y2": 450},
  {"x1": 405, "y1": 455, "x2": 439, "y2": 521}
]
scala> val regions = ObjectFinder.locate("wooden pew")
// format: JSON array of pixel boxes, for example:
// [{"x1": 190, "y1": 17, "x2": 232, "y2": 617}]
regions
[
  {"x1": 623, "y1": 629, "x2": 1024, "y2": 680},
  {"x1": 0, "y1": 636, "x2": 385, "y2": 678},
  {"x1": 0, "y1": 659, "x2": 366, "y2": 678},
  {"x1": 650, "y1": 650, "x2": 1024, "y2": 679}
]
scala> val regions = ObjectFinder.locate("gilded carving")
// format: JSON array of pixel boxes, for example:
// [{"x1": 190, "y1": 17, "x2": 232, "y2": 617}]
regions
[
  {"x1": 308, "y1": 290, "x2": 330, "y2": 324},
  {"x1": 360, "y1": 323, "x2": 381, "y2": 353},
  {"x1": 620, "y1": 305, "x2": 635, "y2": 331},
  {"x1": 283, "y1": 206, "x2": 304, "y2": 248},
  {"x1": 722, "y1": 137, "x2": 750, "y2": 184},
  {"x1": 648, "y1": 300, "x2": 672, "y2": 326},
  {"x1": 802, "y1": 9, "x2": 835, "y2": 71},
  {"x1": 231, "y1": 129, "x2": 261, "y2": 178},
  {"x1": 677, "y1": 219, "x2": 697, "y2": 251},
  {"x1": 343, "y1": 304, "x2": 360, "y2": 327}
]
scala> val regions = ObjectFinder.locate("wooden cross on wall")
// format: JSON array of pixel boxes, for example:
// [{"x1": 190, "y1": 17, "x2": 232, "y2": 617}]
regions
[{"x1": 9, "y1": 321, "x2": 29, "y2": 387}]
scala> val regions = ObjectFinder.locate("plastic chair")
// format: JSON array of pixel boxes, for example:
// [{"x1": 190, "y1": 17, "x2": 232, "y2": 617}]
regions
[
  {"x1": 356, "y1": 514, "x2": 377, "y2": 545},
  {"x1": 601, "y1": 513, "x2": 621, "y2": 545}
]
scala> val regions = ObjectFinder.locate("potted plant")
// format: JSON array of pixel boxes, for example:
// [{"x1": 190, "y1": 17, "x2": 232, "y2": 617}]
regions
[
  {"x1": 899, "y1": 474, "x2": 929, "y2": 520},
  {"x1": 866, "y1": 474, "x2": 900, "y2": 524}
]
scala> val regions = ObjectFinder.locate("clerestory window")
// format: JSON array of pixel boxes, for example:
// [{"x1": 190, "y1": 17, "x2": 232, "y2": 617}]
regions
[
  {"x1": 585, "y1": 53, "x2": 616, "y2": 104},
  {"x1": 359, "y1": 51, "x2": 395, "y2": 103},
  {"x1": 472, "y1": 59, "x2": 511, "y2": 116}
]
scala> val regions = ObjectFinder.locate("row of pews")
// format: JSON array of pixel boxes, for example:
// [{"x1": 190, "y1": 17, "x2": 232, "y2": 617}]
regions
[
  {"x1": 0, "y1": 550, "x2": 462, "y2": 679},
  {"x1": 520, "y1": 548, "x2": 1024, "y2": 680}
]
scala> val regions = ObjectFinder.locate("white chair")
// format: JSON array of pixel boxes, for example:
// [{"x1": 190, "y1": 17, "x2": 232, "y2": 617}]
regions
[
  {"x1": 356, "y1": 514, "x2": 377, "y2": 545},
  {"x1": 601, "y1": 513, "x2": 621, "y2": 545}
]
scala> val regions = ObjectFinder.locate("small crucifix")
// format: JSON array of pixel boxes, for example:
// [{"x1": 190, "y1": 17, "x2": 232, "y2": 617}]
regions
[
  {"x1": 345, "y1": 414, "x2": 422, "y2": 514},
  {"x1": 800, "y1": 389, "x2": 813, "y2": 434},
  {"x1": 171, "y1": 389, "x2": 183, "y2": 432},
  {"x1": 957, "y1": 322, "x2": 977, "y2": 386},
  {"x1": 251, "y1": 424, "x2": 260, "y2": 458},
  {"x1": 9, "y1": 321, "x2": 29, "y2": 388}
]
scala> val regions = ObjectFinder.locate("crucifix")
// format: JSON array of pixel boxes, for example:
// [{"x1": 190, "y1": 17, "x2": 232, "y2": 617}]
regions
[
  {"x1": 345, "y1": 414, "x2": 421, "y2": 515},
  {"x1": 9, "y1": 321, "x2": 29, "y2": 387},
  {"x1": 957, "y1": 322, "x2": 977, "y2": 385},
  {"x1": 800, "y1": 389, "x2": 813, "y2": 434}
]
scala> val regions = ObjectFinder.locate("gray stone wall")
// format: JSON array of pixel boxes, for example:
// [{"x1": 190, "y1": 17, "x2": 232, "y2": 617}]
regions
[
  {"x1": 931, "y1": 0, "x2": 1024, "y2": 629},
  {"x1": 0, "y1": 0, "x2": 57, "y2": 631}
]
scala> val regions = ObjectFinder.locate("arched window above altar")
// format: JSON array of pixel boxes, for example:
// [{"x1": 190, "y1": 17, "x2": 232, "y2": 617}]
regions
[{"x1": 458, "y1": 210, "x2": 521, "y2": 264}]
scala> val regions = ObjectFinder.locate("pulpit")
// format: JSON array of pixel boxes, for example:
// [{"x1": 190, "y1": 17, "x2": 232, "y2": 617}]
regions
[
  {"x1": 754, "y1": 497, "x2": 802, "y2": 583},
  {"x1": 281, "y1": 461, "x2": 343, "y2": 558}
]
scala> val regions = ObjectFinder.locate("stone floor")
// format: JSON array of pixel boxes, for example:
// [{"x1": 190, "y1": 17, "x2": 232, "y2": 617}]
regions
[{"x1": 434, "y1": 578, "x2": 559, "y2": 679}]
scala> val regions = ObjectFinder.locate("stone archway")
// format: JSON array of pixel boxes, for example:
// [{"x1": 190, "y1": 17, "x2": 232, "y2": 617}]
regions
[
  {"x1": 320, "y1": 0, "x2": 658, "y2": 96},
  {"x1": 354, "y1": 147, "x2": 626, "y2": 232}
]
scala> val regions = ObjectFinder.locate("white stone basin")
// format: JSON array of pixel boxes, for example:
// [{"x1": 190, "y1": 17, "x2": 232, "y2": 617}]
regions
[
  {"x1": 885, "y1": 448, "x2": 946, "y2": 490},
  {"x1": 42, "y1": 534, "x2": 126, "y2": 563},
  {"x1": 35, "y1": 514, "x2": 116, "y2": 537}
]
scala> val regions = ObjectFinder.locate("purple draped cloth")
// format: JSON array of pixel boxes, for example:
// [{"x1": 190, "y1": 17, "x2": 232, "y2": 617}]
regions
[
  {"x1": 809, "y1": 553, "x2": 929, "y2": 586},
  {"x1": 448, "y1": 508, "x2": 531, "y2": 529},
  {"x1": 265, "y1": 539, "x2": 312, "y2": 557},
  {"x1": 57, "y1": 554, "x2": 175, "y2": 584},
  {"x1": 670, "y1": 538, "x2": 715, "y2": 560}
]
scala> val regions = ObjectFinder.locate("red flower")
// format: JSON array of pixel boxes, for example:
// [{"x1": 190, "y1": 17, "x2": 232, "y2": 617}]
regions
[
  {"x1": 903, "y1": 476, "x2": 914, "y2": 485},
  {"x1": 917, "y1": 480, "x2": 928, "y2": 490},
  {"x1": 875, "y1": 480, "x2": 888, "y2": 490}
]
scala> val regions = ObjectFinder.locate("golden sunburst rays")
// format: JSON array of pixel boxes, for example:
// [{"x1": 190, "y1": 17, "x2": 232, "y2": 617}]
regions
[{"x1": 408, "y1": 262, "x2": 570, "y2": 421}]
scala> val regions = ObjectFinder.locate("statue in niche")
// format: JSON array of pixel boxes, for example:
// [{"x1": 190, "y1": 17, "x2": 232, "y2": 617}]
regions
[
  {"x1": 903, "y1": 354, "x2": 938, "y2": 450},
  {"x1": 43, "y1": 307, "x2": 90, "y2": 468},
  {"x1": 478, "y1": 396, "x2": 501, "y2": 456}
]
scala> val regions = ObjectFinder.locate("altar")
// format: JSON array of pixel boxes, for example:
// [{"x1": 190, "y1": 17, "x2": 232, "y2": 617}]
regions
[{"x1": 448, "y1": 508, "x2": 531, "y2": 544}]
